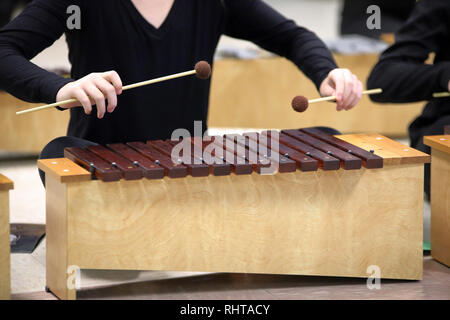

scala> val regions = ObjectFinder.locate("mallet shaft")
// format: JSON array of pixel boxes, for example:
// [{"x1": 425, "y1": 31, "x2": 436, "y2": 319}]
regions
[
  {"x1": 433, "y1": 92, "x2": 450, "y2": 98},
  {"x1": 16, "y1": 69, "x2": 197, "y2": 115},
  {"x1": 308, "y1": 88, "x2": 383, "y2": 104}
]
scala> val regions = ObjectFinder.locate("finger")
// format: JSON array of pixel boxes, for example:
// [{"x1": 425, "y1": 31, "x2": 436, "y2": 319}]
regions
[
  {"x1": 103, "y1": 71, "x2": 123, "y2": 95},
  {"x1": 94, "y1": 77, "x2": 118, "y2": 113},
  {"x1": 73, "y1": 89, "x2": 93, "y2": 115},
  {"x1": 332, "y1": 72, "x2": 345, "y2": 111},
  {"x1": 341, "y1": 70, "x2": 355, "y2": 110},
  {"x1": 346, "y1": 90, "x2": 360, "y2": 110},
  {"x1": 84, "y1": 84, "x2": 106, "y2": 119},
  {"x1": 345, "y1": 77, "x2": 363, "y2": 110}
]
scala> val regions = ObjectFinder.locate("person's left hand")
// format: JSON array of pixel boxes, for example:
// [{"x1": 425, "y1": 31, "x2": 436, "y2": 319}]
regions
[{"x1": 319, "y1": 68, "x2": 363, "y2": 111}]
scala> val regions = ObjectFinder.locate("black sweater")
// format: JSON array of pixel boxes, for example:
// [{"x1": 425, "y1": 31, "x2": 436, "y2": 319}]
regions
[
  {"x1": 367, "y1": 0, "x2": 450, "y2": 146},
  {"x1": 0, "y1": 0, "x2": 337, "y2": 144}
]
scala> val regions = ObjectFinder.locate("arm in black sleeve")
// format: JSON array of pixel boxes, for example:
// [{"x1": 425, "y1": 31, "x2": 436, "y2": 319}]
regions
[
  {"x1": 223, "y1": 0, "x2": 337, "y2": 91},
  {"x1": 0, "y1": 0, "x2": 76, "y2": 104},
  {"x1": 367, "y1": 0, "x2": 450, "y2": 103}
]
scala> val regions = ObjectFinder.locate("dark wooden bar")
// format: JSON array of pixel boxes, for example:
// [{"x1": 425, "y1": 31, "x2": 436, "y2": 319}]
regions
[
  {"x1": 208, "y1": 137, "x2": 255, "y2": 174},
  {"x1": 237, "y1": 133, "x2": 296, "y2": 173},
  {"x1": 264, "y1": 131, "x2": 340, "y2": 170},
  {"x1": 61, "y1": 128, "x2": 392, "y2": 183},
  {"x1": 300, "y1": 128, "x2": 383, "y2": 169},
  {"x1": 107, "y1": 143, "x2": 165, "y2": 180},
  {"x1": 87, "y1": 145, "x2": 143, "y2": 180},
  {"x1": 127, "y1": 142, "x2": 187, "y2": 178},
  {"x1": 282, "y1": 129, "x2": 362, "y2": 170},
  {"x1": 64, "y1": 147, "x2": 122, "y2": 182},
  {"x1": 188, "y1": 138, "x2": 232, "y2": 176},
  {"x1": 245, "y1": 132, "x2": 318, "y2": 172},
  {"x1": 210, "y1": 138, "x2": 254, "y2": 175},
  {"x1": 223, "y1": 135, "x2": 272, "y2": 174},
  {"x1": 147, "y1": 140, "x2": 210, "y2": 177},
  {"x1": 167, "y1": 138, "x2": 231, "y2": 176}
]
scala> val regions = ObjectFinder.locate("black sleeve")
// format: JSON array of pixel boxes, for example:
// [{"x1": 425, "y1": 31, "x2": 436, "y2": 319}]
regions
[
  {"x1": 223, "y1": 0, "x2": 337, "y2": 91},
  {"x1": 367, "y1": 0, "x2": 450, "y2": 103},
  {"x1": 0, "y1": 0, "x2": 76, "y2": 104}
]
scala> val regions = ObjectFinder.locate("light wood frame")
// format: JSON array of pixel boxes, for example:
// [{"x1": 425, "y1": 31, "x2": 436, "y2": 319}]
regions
[
  {"x1": 38, "y1": 134, "x2": 429, "y2": 300},
  {"x1": 0, "y1": 174, "x2": 13, "y2": 300},
  {"x1": 424, "y1": 135, "x2": 450, "y2": 267}
]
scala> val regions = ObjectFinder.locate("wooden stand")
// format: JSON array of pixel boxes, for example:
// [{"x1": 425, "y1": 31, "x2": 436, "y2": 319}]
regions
[
  {"x1": 0, "y1": 174, "x2": 13, "y2": 300},
  {"x1": 424, "y1": 135, "x2": 450, "y2": 267},
  {"x1": 38, "y1": 134, "x2": 429, "y2": 300}
]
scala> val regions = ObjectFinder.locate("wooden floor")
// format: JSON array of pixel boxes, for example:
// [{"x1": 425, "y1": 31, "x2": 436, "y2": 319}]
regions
[{"x1": 11, "y1": 255, "x2": 450, "y2": 300}]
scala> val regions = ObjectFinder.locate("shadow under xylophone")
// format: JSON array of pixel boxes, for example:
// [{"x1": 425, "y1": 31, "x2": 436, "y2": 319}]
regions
[{"x1": 38, "y1": 128, "x2": 430, "y2": 300}]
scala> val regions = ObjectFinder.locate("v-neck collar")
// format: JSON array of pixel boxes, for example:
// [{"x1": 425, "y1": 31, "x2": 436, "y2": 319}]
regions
[{"x1": 126, "y1": 0, "x2": 178, "y2": 35}]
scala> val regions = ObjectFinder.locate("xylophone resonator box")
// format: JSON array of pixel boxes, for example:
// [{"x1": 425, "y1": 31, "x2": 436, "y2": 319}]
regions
[
  {"x1": 38, "y1": 129, "x2": 430, "y2": 300},
  {"x1": 424, "y1": 133, "x2": 450, "y2": 267},
  {"x1": 0, "y1": 174, "x2": 13, "y2": 300}
]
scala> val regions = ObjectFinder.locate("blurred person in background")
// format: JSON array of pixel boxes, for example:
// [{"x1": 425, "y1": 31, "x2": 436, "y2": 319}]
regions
[
  {"x1": 0, "y1": 0, "x2": 32, "y2": 28},
  {"x1": 367, "y1": 0, "x2": 450, "y2": 199}
]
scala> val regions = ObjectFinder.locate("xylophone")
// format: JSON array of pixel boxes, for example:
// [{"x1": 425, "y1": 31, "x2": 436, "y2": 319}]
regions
[
  {"x1": 0, "y1": 174, "x2": 13, "y2": 300},
  {"x1": 38, "y1": 128, "x2": 430, "y2": 300},
  {"x1": 424, "y1": 131, "x2": 450, "y2": 267}
]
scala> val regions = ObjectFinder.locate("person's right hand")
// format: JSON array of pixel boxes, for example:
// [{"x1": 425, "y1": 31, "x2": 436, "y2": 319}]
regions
[
  {"x1": 56, "y1": 71, "x2": 123, "y2": 119},
  {"x1": 448, "y1": 80, "x2": 450, "y2": 92}
]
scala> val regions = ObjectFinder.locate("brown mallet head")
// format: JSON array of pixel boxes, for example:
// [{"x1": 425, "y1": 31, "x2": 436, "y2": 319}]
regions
[
  {"x1": 292, "y1": 95, "x2": 309, "y2": 113},
  {"x1": 195, "y1": 61, "x2": 212, "y2": 80}
]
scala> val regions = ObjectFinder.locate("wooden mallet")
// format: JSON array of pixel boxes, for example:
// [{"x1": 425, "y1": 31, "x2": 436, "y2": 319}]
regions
[
  {"x1": 292, "y1": 88, "x2": 383, "y2": 113},
  {"x1": 16, "y1": 61, "x2": 212, "y2": 115},
  {"x1": 292, "y1": 89, "x2": 450, "y2": 113},
  {"x1": 433, "y1": 92, "x2": 450, "y2": 98}
]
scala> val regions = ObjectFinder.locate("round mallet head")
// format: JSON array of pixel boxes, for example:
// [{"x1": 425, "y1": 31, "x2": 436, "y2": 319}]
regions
[
  {"x1": 195, "y1": 61, "x2": 212, "y2": 80},
  {"x1": 291, "y1": 95, "x2": 309, "y2": 113}
]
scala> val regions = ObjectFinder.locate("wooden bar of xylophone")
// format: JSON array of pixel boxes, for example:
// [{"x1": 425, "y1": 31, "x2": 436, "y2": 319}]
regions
[
  {"x1": 61, "y1": 129, "x2": 385, "y2": 182},
  {"x1": 38, "y1": 129, "x2": 430, "y2": 300}
]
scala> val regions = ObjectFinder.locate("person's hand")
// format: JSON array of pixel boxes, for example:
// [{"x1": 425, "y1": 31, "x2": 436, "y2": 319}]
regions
[
  {"x1": 319, "y1": 68, "x2": 363, "y2": 111},
  {"x1": 56, "y1": 71, "x2": 123, "y2": 119},
  {"x1": 447, "y1": 79, "x2": 450, "y2": 92}
]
